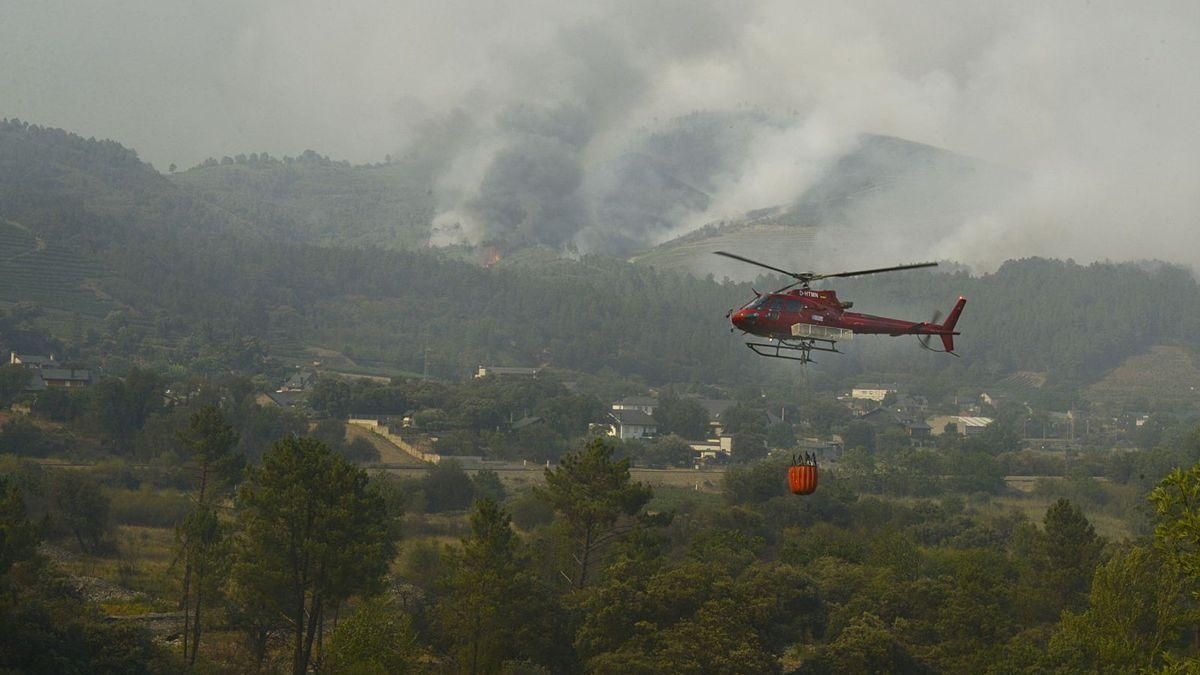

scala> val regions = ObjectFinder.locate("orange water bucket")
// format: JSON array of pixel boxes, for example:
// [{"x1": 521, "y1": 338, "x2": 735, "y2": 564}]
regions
[{"x1": 788, "y1": 463, "x2": 818, "y2": 495}]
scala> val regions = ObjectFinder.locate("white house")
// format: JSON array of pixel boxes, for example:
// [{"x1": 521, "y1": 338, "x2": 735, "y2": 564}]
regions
[
  {"x1": 612, "y1": 396, "x2": 658, "y2": 416},
  {"x1": 688, "y1": 435, "x2": 733, "y2": 461},
  {"x1": 607, "y1": 409, "x2": 658, "y2": 440}
]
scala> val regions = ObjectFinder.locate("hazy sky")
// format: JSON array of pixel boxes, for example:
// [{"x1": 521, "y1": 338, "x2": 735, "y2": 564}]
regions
[{"x1": 2, "y1": 1, "x2": 1198, "y2": 268}]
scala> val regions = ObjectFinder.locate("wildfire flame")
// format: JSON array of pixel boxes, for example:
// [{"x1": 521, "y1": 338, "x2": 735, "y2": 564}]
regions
[{"x1": 480, "y1": 246, "x2": 502, "y2": 267}]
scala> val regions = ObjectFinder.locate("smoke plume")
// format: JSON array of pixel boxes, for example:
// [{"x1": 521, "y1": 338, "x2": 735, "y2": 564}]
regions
[{"x1": 3, "y1": 0, "x2": 1197, "y2": 268}]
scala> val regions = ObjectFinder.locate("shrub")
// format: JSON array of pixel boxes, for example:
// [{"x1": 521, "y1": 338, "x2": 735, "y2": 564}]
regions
[{"x1": 108, "y1": 487, "x2": 191, "y2": 528}]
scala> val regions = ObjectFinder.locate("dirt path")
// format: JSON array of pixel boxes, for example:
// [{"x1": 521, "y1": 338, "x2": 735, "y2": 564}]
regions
[{"x1": 345, "y1": 422, "x2": 426, "y2": 466}]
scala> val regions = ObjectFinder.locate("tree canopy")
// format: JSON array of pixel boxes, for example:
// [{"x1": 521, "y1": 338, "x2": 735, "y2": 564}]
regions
[{"x1": 231, "y1": 436, "x2": 396, "y2": 675}]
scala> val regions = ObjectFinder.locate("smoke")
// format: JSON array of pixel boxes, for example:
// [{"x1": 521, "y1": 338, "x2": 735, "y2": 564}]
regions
[
  {"x1": 396, "y1": 0, "x2": 1200, "y2": 267},
  {"x1": 2, "y1": 0, "x2": 1197, "y2": 268}
]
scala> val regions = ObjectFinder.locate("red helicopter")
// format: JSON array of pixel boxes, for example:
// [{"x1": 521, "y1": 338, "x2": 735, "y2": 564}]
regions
[{"x1": 716, "y1": 251, "x2": 966, "y2": 363}]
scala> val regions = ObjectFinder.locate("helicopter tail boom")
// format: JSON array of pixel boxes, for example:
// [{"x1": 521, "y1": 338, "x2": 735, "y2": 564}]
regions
[{"x1": 939, "y1": 297, "x2": 966, "y2": 352}]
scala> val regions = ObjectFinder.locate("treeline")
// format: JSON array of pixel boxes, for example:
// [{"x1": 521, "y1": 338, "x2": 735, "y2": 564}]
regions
[
  {"x1": 838, "y1": 256, "x2": 1200, "y2": 381},
  {"x1": 189, "y1": 148, "x2": 342, "y2": 170},
  {"x1": 1, "y1": 370, "x2": 308, "y2": 467}
]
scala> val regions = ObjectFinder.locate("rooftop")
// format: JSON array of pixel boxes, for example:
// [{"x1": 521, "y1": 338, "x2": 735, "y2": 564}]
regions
[
  {"x1": 511, "y1": 416, "x2": 544, "y2": 431},
  {"x1": 265, "y1": 390, "x2": 305, "y2": 407},
  {"x1": 615, "y1": 396, "x2": 658, "y2": 406},
  {"x1": 693, "y1": 398, "x2": 736, "y2": 418},
  {"x1": 477, "y1": 366, "x2": 541, "y2": 377},
  {"x1": 610, "y1": 409, "x2": 658, "y2": 427},
  {"x1": 952, "y1": 416, "x2": 994, "y2": 427},
  {"x1": 39, "y1": 368, "x2": 90, "y2": 381},
  {"x1": 10, "y1": 353, "x2": 55, "y2": 366}
]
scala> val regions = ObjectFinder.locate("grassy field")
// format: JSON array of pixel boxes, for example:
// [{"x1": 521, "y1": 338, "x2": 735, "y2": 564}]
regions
[
  {"x1": 647, "y1": 485, "x2": 724, "y2": 512},
  {"x1": 987, "y1": 494, "x2": 1136, "y2": 540},
  {"x1": 52, "y1": 525, "x2": 179, "y2": 614}
]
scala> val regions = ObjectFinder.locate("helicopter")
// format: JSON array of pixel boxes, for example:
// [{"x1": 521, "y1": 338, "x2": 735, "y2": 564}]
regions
[{"x1": 716, "y1": 251, "x2": 966, "y2": 363}]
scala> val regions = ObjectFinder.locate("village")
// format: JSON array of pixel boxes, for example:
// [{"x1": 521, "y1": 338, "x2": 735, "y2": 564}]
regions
[
  {"x1": 4, "y1": 351, "x2": 1156, "y2": 476},
  {"x1": 93, "y1": 356, "x2": 1148, "y2": 488}
]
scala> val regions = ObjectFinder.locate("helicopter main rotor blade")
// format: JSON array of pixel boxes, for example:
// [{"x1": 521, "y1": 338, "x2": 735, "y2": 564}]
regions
[
  {"x1": 715, "y1": 250, "x2": 937, "y2": 287},
  {"x1": 713, "y1": 251, "x2": 804, "y2": 280},
  {"x1": 813, "y1": 261, "x2": 938, "y2": 281}
]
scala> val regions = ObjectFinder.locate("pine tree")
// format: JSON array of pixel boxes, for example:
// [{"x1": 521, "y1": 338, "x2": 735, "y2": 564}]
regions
[
  {"x1": 1038, "y1": 498, "x2": 1104, "y2": 613},
  {"x1": 230, "y1": 436, "x2": 395, "y2": 675},
  {"x1": 537, "y1": 438, "x2": 652, "y2": 588},
  {"x1": 175, "y1": 405, "x2": 241, "y2": 664}
]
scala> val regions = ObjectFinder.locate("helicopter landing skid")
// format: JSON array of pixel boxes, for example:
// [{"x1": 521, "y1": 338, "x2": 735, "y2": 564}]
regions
[{"x1": 745, "y1": 337, "x2": 840, "y2": 363}]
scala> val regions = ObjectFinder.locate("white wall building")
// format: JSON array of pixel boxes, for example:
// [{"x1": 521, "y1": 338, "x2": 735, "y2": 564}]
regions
[
  {"x1": 927, "y1": 415, "x2": 994, "y2": 436},
  {"x1": 611, "y1": 396, "x2": 658, "y2": 416},
  {"x1": 607, "y1": 409, "x2": 658, "y2": 440},
  {"x1": 851, "y1": 384, "x2": 896, "y2": 402}
]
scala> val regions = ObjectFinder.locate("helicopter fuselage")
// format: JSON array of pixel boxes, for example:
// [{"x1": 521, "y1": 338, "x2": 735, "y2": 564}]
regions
[{"x1": 731, "y1": 288, "x2": 962, "y2": 342}]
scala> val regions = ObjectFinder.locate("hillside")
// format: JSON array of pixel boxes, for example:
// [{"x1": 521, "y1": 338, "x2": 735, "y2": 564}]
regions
[
  {"x1": 631, "y1": 215, "x2": 819, "y2": 274},
  {"x1": 636, "y1": 134, "x2": 1020, "y2": 276},
  {"x1": 3, "y1": 120, "x2": 1200, "y2": 389},
  {"x1": 0, "y1": 120, "x2": 761, "y2": 382},
  {"x1": 0, "y1": 120, "x2": 249, "y2": 242},
  {"x1": 0, "y1": 218, "x2": 118, "y2": 320},
  {"x1": 1085, "y1": 345, "x2": 1200, "y2": 412},
  {"x1": 0, "y1": 119, "x2": 257, "y2": 329},
  {"x1": 778, "y1": 134, "x2": 1018, "y2": 227},
  {"x1": 171, "y1": 152, "x2": 435, "y2": 250}
]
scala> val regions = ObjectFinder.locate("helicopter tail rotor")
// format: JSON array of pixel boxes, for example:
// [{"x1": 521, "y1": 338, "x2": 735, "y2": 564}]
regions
[
  {"x1": 918, "y1": 297, "x2": 966, "y2": 354},
  {"x1": 918, "y1": 310, "x2": 943, "y2": 352}
]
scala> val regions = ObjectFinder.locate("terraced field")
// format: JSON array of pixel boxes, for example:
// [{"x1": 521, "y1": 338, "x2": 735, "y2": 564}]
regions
[
  {"x1": 1085, "y1": 345, "x2": 1200, "y2": 411},
  {"x1": 0, "y1": 219, "x2": 118, "y2": 317}
]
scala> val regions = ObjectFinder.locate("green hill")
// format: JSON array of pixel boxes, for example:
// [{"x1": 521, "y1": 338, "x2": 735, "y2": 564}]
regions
[{"x1": 171, "y1": 152, "x2": 435, "y2": 250}]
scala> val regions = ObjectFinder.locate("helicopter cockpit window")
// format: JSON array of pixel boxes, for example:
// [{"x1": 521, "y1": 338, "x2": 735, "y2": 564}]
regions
[
  {"x1": 766, "y1": 298, "x2": 784, "y2": 312},
  {"x1": 745, "y1": 296, "x2": 770, "y2": 309},
  {"x1": 783, "y1": 298, "x2": 803, "y2": 313}
]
